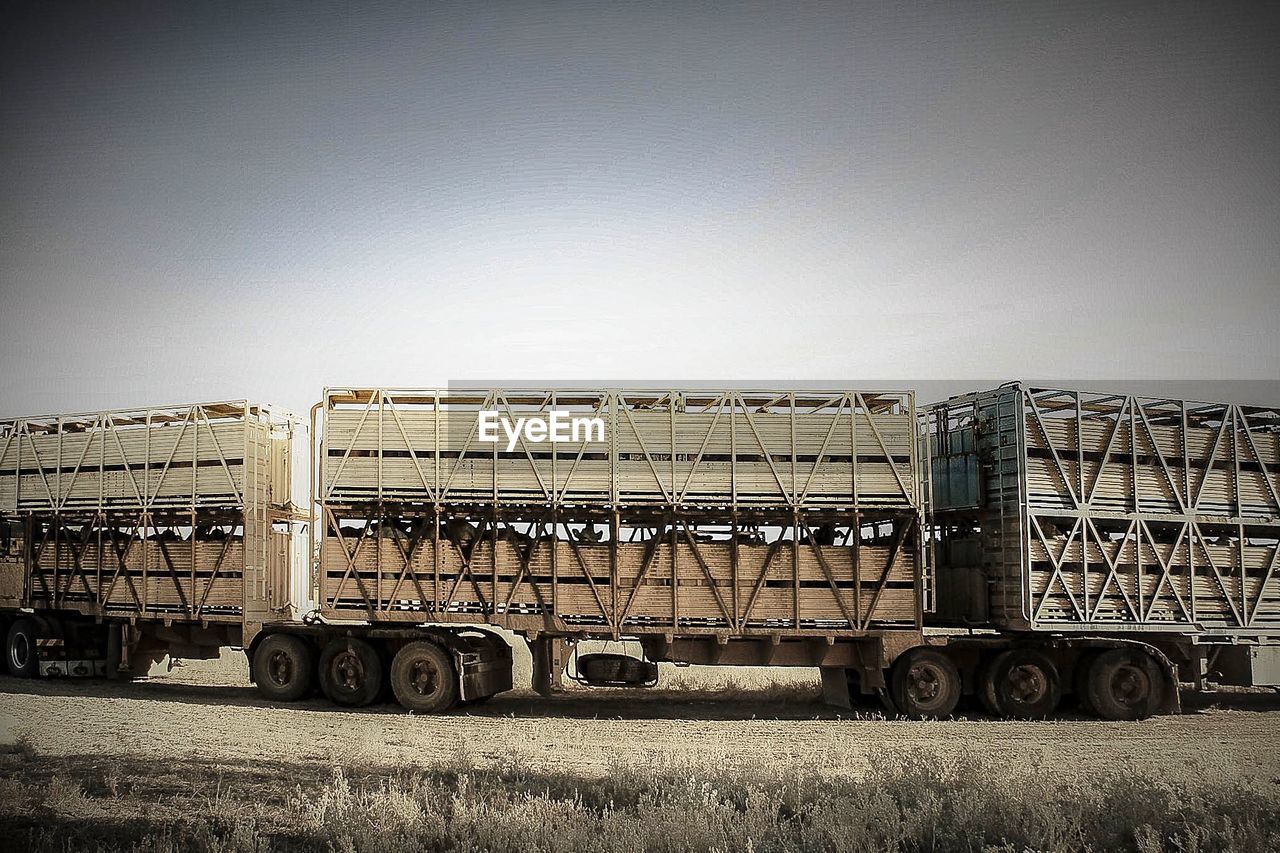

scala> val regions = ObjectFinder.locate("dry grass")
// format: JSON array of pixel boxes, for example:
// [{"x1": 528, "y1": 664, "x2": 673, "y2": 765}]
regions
[{"x1": 2, "y1": 737, "x2": 1277, "y2": 853}]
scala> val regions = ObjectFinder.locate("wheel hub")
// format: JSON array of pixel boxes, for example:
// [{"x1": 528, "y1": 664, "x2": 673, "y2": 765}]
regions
[
  {"x1": 268, "y1": 650, "x2": 293, "y2": 686},
  {"x1": 1111, "y1": 665, "x2": 1151, "y2": 707},
  {"x1": 1008, "y1": 664, "x2": 1047, "y2": 704},
  {"x1": 410, "y1": 658, "x2": 440, "y2": 696},
  {"x1": 335, "y1": 651, "x2": 365, "y2": 690},
  {"x1": 908, "y1": 663, "x2": 942, "y2": 704}
]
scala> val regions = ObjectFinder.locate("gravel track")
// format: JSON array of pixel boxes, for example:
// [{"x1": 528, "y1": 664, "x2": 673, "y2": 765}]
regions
[{"x1": 2, "y1": 654, "x2": 1277, "y2": 783}]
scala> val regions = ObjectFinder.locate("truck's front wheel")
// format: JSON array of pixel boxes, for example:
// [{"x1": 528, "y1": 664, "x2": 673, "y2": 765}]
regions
[{"x1": 253, "y1": 634, "x2": 315, "y2": 702}]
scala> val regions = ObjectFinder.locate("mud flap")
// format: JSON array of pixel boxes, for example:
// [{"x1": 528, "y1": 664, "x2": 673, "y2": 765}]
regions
[
  {"x1": 1154, "y1": 652, "x2": 1182, "y2": 716},
  {"x1": 820, "y1": 666, "x2": 852, "y2": 709},
  {"x1": 455, "y1": 634, "x2": 514, "y2": 702}
]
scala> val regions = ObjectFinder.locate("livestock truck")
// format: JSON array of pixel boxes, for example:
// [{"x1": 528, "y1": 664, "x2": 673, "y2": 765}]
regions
[{"x1": 1, "y1": 384, "x2": 1277, "y2": 720}]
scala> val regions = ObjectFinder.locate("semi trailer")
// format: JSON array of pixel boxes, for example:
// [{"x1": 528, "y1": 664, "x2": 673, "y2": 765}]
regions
[{"x1": 1, "y1": 383, "x2": 1277, "y2": 720}]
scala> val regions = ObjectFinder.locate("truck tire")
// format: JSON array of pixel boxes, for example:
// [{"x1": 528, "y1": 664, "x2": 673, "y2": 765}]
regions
[
  {"x1": 319, "y1": 637, "x2": 383, "y2": 707},
  {"x1": 390, "y1": 641, "x2": 458, "y2": 713},
  {"x1": 1085, "y1": 648, "x2": 1162, "y2": 721},
  {"x1": 984, "y1": 649, "x2": 1061, "y2": 719},
  {"x1": 889, "y1": 648, "x2": 961, "y2": 719},
  {"x1": 977, "y1": 654, "x2": 1003, "y2": 716},
  {"x1": 6, "y1": 618, "x2": 38, "y2": 678},
  {"x1": 253, "y1": 634, "x2": 315, "y2": 702}
]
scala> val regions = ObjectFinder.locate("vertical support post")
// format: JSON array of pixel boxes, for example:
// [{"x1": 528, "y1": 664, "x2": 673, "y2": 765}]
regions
[
  {"x1": 1075, "y1": 393, "x2": 1084, "y2": 500},
  {"x1": 190, "y1": 509, "x2": 197, "y2": 618},
  {"x1": 851, "y1": 395, "x2": 860, "y2": 508},
  {"x1": 789, "y1": 392, "x2": 797, "y2": 505},
  {"x1": 853, "y1": 509, "x2": 863, "y2": 630},
  {"x1": 1135, "y1": 518, "x2": 1145, "y2": 620},
  {"x1": 670, "y1": 513, "x2": 678, "y2": 630},
  {"x1": 23, "y1": 515, "x2": 34, "y2": 608},
  {"x1": 1129, "y1": 398, "x2": 1139, "y2": 517},
  {"x1": 1081, "y1": 510, "x2": 1089, "y2": 618},
  {"x1": 792, "y1": 510, "x2": 800, "y2": 629},
  {"x1": 730, "y1": 511, "x2": 740, "y2": 629},
  {"x1": 610, "y1": 508, "x2": 619, "y2": 631},
  {"x1": 432, "y1": 504, "x2": 441, "y2": 615},
  {"x1": 55, "y1": 418, "x2": 62, "y2": 513},
  {"x1": 550, "y1": 390, "x2": 558, "y2": 507},
  {"x1": 15, "y1": 421, "x2": 22, "y2": 510},
  {"x1": 730, "y1": 392, "x2": 737, "y2": 511},
  {"x1": 491, "y1": 506, "x2": 499, "y2": 619},
  {"x1": 609, "y1": 393, "x2": 618, "y2": 507},
  {"x1": 531, "y1": 636, "x2": 567, "y2": 697},
  {"x1": 551, "y1": 506, "x2": 559, "y2": 619},
  {"x1": 670, "y1": 392, "x2": 676, "y2": 504},
  {"x1": 1180, "y1": 401, "x2": 1190, "y2": 510},
  {"x1": 51, "y1": 514, "x2": 60, "y2": 608},
  {"x1": 1239, "y1": 520, "x2": 1247, "y2": 626},
  {"x1": 95, "y1": 511, "x2": 104, "y2": 612},
  {"x1": 433, "y1": 390, "x2": 441, "y2": 500},
  {"x1": 140, "y1": 510, "x2": 149, "y2": 615}
]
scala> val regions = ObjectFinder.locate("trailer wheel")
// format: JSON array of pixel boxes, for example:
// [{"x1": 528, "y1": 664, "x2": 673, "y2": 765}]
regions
[
  {"x1": 889, "y1": 648, "x2": 961, "y2": 719},
  {"x1": 985, "y1": 649, "x2": 1061, "y2": 719},
  {"x1": 1085, "y1": 648, "x2": 1162, "y2": 721},
  {"x1": 390, "y1": 641, "x2": 458, "y2": 713},
  {"x1": 319, "y1": 638, "x2": 383, "y2": 707},
  {"x1": 253, "y1": 634, "x2": 315, "y2": 702},
  {"x1": 976, "y1": 655, "x2": 1003, "y2": 716},
  {"x1": 5, "y1": 618, "x2": 38, "y2": 678}
]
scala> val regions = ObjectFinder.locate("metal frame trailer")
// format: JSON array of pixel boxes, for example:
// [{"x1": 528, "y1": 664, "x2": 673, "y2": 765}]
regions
[
  {"x1": 2, "y1": 383, "x2": 1277, "y2": 720},
  {"x1": 921, "y1": 384, "x2": 1280, "y2": 719},
  {"x1": 307, "y1": 387, "x2": 925, "y2": 711},
  {"x1": 0, "y1": 400, "x2": 513, "y2": 708}
]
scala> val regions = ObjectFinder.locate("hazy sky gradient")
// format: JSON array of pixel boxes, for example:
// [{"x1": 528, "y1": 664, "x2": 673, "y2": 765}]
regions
[{"x1": 2, "y1": 1, "x2": 1278, "y2": 416}]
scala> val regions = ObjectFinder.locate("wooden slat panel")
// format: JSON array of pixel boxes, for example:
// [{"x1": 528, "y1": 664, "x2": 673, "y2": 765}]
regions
[{"x1": 322, "y1": 389, "x2": 919, "y2": 510}]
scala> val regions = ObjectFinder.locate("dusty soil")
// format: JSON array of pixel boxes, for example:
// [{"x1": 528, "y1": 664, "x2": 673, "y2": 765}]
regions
[{"x1": 2, "y1": 651, "x2": 1278, "y2": 784}]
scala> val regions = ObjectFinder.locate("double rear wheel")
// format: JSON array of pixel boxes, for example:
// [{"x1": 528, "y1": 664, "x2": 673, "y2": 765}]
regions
[
  {"x1": 310, "y1": 637, "x2": 460, "y2": 712},
  {"x1": 318, "y1": 637, "x2": 383, "y2": 707},
  {"x1": 980, "y1": 649, "x2": 1061, "y2": 719},
  {"x1": 977, "y1": 646, "x2": 1164, "y2": 720}
]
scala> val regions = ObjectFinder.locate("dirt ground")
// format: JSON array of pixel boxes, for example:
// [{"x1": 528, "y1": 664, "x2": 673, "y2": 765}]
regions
[{"x1": 2, "y1": 648, "x2": 1278, "y2": 785}]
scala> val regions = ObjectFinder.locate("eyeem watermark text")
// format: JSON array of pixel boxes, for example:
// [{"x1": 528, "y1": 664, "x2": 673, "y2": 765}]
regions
[{"x1": 478, "y1": 410, "x2": 605, "y2": 451}]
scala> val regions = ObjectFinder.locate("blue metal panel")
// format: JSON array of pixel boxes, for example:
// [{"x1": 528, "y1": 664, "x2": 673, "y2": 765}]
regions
[{"x1": 930, "y1": 425, "x2": 982, "y2": 510}]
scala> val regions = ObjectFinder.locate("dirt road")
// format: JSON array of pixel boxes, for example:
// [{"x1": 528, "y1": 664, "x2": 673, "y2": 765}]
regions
[{"x1": 2, "y1": 654, "x2": 1277, "y2": 783}]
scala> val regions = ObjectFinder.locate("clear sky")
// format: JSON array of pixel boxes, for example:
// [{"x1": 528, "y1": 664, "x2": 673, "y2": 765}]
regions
[{"x1": 2, "y1": 1, "x2": 1278, "y2": 416}]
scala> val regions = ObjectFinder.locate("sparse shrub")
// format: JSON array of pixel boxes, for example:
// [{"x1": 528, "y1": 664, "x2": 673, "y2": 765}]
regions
[{"x1": 1, "y1": 749, "x2": 1277, "y2": 851}]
